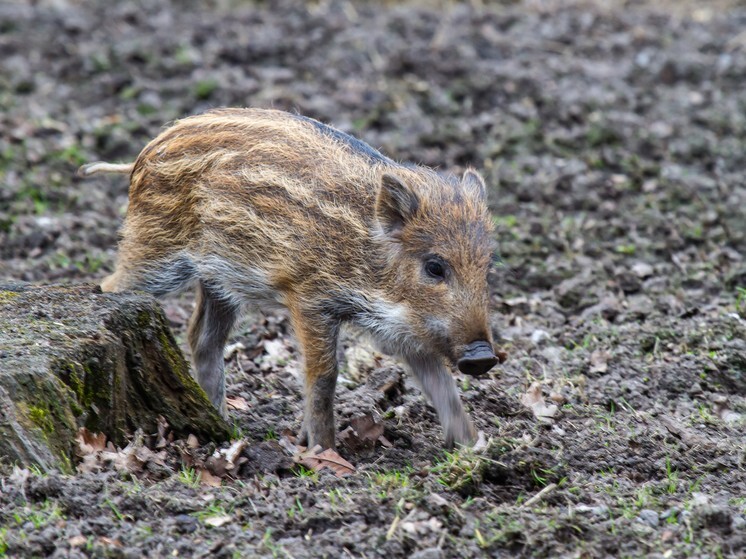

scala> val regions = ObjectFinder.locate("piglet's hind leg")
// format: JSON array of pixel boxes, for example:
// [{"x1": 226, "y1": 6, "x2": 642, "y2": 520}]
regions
[{"x1": 188, "y1": 282, "x2": 238, "y2": 418}]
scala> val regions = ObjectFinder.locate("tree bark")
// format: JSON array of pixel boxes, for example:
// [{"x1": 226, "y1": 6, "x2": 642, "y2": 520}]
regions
[{"x1": 0, "y1": 283, "x2": 229, "y2": 472}]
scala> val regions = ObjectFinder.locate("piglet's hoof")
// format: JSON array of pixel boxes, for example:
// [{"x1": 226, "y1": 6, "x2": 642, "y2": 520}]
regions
[
  {"x1": 297, "y1": 420, "x2": 336, "y2": 451},
  {"x1": 444, "y1": 416, "x2": 477, "y2": 449}
]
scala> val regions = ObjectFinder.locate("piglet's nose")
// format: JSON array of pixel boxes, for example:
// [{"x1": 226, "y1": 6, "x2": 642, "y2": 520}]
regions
[{"x1": 457, "y1": 341, "x2": 498, "y2": 376}]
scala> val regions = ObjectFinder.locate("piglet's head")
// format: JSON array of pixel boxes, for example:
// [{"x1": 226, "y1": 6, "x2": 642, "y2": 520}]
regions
[{"x1": 374, "y1": 168, "x2": 498, "y2": 375}]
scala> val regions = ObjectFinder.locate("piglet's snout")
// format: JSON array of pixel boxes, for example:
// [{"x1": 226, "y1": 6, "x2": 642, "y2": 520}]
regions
[{"x1": 457, "y1": 341, "x2": 498, "y2": 376}]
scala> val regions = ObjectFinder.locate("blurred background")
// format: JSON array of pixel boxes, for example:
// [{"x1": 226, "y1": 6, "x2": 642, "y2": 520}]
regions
[{"x1": 1, "y1": 0, "x2": 744, "y2": 299}]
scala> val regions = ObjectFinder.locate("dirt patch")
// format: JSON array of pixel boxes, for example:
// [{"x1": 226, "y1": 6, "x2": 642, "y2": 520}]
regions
[{"x1": 1, "y1": 1, "x2": 745, "y2": 557}]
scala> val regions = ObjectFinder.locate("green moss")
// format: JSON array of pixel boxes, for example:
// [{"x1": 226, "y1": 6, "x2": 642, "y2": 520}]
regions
[
  {"x1": 15, "y1": 370, "x2": 85, "y2": 469},
  {"x1": 153, "y1": 317, "x2": 229, "y2": 440},
  {"x1": 28, "y1": 405, "x2": 55, "y2": 436},
  {"x1": 81, "y1": 363, "x2": 98, "y2": 406},
  {"x1": 0, "y1": 290, "x2": 19, "y2": 304},
  {"x1": 64, "y1": 362, "x2": 86, "y2": 403},
  {"x1": 157, "y1": 326, "x2": 192, "y2": 383},
  {"x1": 69, "y1": 400, "x2": 83, "y2": 416},
  {"x1": 56, "y1": 451, "x2": 73, "y2": 475},
  {"x1": 137, "y1": 310, "x2": 151, "y2": 329},
  {"x1": 56, "y1": 355, "x2": 114, "y2": 413}
]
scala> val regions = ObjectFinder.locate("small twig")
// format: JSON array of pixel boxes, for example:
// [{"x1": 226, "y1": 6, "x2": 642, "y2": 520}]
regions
[
  {"x1": 522, "y1": 483, "x2": 558, "y2": 508},
  {"x1": 385, "y1": 515, "x2": 400, "y2": 540}
]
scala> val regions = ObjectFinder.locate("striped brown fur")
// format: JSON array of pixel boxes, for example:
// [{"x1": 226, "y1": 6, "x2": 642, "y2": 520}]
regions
[{"x1": 81, "y1": 108, "x2": 497, "y2": 449}]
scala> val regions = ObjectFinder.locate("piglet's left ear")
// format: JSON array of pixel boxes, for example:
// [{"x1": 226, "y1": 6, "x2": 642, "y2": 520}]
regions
[
  {"x1": 376, "y1": 173, "x2": 420, "y2": 239},
  {"x1": 462, "y1": 169, "x2": 487, "y2": 201}
]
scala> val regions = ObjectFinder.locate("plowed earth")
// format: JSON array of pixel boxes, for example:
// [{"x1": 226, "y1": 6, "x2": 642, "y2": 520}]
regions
[{"x1": 0, "y1": 1, "x2": 744, "y2": 557}]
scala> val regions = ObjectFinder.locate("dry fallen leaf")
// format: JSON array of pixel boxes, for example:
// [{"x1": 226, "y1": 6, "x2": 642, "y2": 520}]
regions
[
  {"x1": 472, "y1": 430, "x2": 489, "y2": 453},
  {"x1": 520, "y1": 382, "x2": 559, "y2": 424},
  {"x1": 713, "y1": 398, "x2": 743, "y2": 424},
  {"x1": 77, "y1": 429, "x2": 168, "y2": 475},
  {"x1": 222, "y1": 439, "x2": 247, "y2": 467},
  {"x1": 223, "y1": 341, "x2": 246, "y2": 360},
  {"x1": 344, "y1": 343, "x2": 381, "y2": 382},
  {"x1": 156, "y1": 415, "x2": 170, "y2": 449},
  {"x1": 198, "y1": 468, "x2": 223, "y2": 487},
  {"x1": 203, "y1": 514, "x2": 232, "y2": 527},
  {"x1": 77, "y1": 428, "x2": 108, "y2": 455},
  {"x1": 589, "y1": 350, "x2": 611, "y2": 374},
  {"x1": 261, "y1": 338, "x2": 293, "y2": 368},
  {"x1": 371, "y1": 368, "x2": 405, "y2": 400},
  {"x1": 9, "y1": 466, "x2": 30, "y2": 489},
  {"x1": 427, "y1": 493, "x2": 449, "y2": 509},
  {"x1": 134, "y1": 445, "x2": 167, "y2": 467},
  {"x1": 187, "y1": 434, "x2": 200, "y2": 449},
  {"x1": 257, "y1": 337, "x2": 303, "y2": 379},
  {"x1": 495, "y1": 349, "x2": 509, "y2": 363},
  {"x1": 68, "y1": 535, "x2": 87, "y2": 548},
  {"x1": 206, "y1": 439, "x2": 248, "y2": 477},
  {"x1": 338, "y1": 414, "x2": 385, "y2": 451},
  {"x1": 278, "y1": 435, "x2": 300, "y2": 455},
  {"x1": 660, "y1": 416, "x2": 714, "y2": 449},
  {"x1": 401, "y1": 516, "x2": 443, "y2": 536},
  {"x1": 226, "y1": 395, "x2": 250, "y2": 411},
  {"x1": 378, "y1": 436, "x2": 393, "y2": 448},
  {"x1": 298, "y1": 446, "x2": 355, "y2": 477}
]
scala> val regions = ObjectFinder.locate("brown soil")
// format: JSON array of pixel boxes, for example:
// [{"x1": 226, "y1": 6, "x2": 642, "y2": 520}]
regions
[{"x1": 0, "y1": 1, "x2": 744, "y2": 558}]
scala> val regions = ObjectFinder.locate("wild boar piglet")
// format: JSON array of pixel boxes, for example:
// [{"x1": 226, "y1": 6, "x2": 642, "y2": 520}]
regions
[{"x1": 79, "y1": 108, "x2": 499, "y2": 449}]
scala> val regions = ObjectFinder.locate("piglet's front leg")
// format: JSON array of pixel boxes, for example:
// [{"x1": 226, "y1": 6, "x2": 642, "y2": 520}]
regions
[
  {"x1": 288, "y1": 303, "x2": 340, "y2": 450},
  {"x1": 406, "y1": 353, "x2": 476, "y2": 448}
]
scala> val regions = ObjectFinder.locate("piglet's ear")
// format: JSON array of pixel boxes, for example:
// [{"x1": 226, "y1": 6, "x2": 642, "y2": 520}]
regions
[
  {"x1": 462, "y1": 169, "x2": 487, "y2": 201},
  {"x1": 376, "y1": 174, "x2": 420, "y2": 238}
]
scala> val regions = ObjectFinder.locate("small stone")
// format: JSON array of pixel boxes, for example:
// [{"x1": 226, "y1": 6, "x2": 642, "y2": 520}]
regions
[
  {"x1": 690, "y1": 492, "x2": 709, "y2": 507},
  {"x1": 687, "y1": 382, "x2": 703, "y2": 395},
  {"x1": 410, "y1": 548, "x2": 444, "y2": 559},
  {"x1": 574, "y1": 504, "x2": 609, "y2": 517},
  {"x1": 637, "y1": 509, "x2": 659, "y2": 527},
  {"x1": 530, "y1": 329, "x2": 550, "y2": 345},
  {"x1": 700, "y1": 506, "x2": 733, "y2": 533},
  {"x1": 540, "y1": 346, "x2": 563, "y2": 365},
  {"x1": 122, "y1": 548, "x2": 142, "y2": 559},
  {"x1": 616, "y1": 271, "x2": 642, "y2": 294},
  {"x1": 175, "y1": 514, "x2": 198, "y2": 533},
  {"x1": 68, "y1": 535, "x2": 87, "y2": 548},
  {"x1": 631, "y1": 262, "x2": 654, "y2": 278},
  {"x1": 426, "y1": 493, "x2": 449, "y2": 509},
  {"x1": 592, "y1": 505, "x2": 609, "y2": 517}
]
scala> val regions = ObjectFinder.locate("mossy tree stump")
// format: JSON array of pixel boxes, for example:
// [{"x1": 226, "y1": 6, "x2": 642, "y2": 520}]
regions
[{"x1": 0, "y1": 283, "x2": 229, "y2": 471}]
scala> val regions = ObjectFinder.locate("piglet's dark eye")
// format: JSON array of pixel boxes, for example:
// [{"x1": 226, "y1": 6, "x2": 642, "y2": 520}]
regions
[{"x1": 425, "y1": 260, "x2": 445, "y2": 279}]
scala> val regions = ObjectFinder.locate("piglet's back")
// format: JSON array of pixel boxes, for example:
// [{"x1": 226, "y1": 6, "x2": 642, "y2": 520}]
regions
[
  {"x1": 131, "y1": 108, "x2": 389, "y2": 204},
  {"x1": 124, "y1": 108, "x2": 399, "y2": 282}
]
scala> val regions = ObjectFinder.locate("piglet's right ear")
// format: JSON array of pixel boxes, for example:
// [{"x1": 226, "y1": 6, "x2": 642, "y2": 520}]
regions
[{"x1": 376, "y1": 174, "x2": 420, "y2": 238}]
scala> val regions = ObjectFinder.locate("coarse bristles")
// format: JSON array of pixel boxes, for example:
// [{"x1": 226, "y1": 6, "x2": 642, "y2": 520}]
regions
[{"x1": 80, "y1": 107, "x2": 498, "y2": 450}]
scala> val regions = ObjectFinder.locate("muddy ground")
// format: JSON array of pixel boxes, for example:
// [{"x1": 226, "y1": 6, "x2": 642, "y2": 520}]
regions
[{"x1": 1, "y1": 0, "x2": 745, "y2": 557}]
